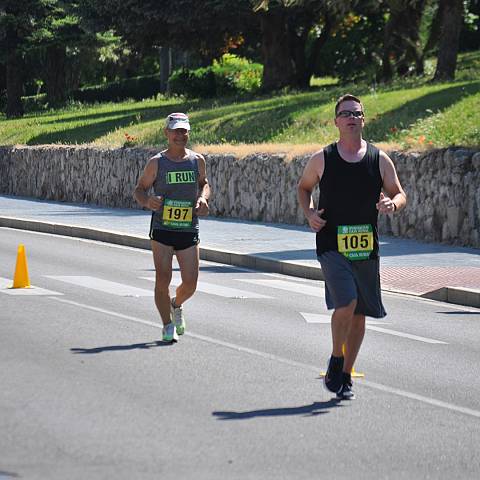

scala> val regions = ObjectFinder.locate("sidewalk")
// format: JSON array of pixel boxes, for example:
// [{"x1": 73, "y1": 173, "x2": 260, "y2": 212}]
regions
[{"x1": 1, "y1": 194, "x2": 479, "y2": 308}]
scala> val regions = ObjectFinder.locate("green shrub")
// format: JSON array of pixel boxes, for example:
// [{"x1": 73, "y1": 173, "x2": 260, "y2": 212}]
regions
[
  {"x1": 168, "y1": 54, "x2": 262, "y2": 98},
  {"x1": 168, "y1": 68, "x2": 221, "y2": 98},
  {"x1": 71, "y1": 74, "x2": 162, "y2": 103},
  {"x1": 213, "y1": 54, "x2": 263, "y2": 93}
]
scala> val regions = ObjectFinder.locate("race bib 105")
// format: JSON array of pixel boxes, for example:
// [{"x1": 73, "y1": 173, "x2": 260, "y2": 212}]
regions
[{"x1": 337, "y1": 224, "x2": 373, "y2": 261}]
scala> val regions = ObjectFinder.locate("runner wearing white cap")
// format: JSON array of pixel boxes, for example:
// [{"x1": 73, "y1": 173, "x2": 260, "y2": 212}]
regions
[{"x1": 134, "y1": 113, "x2": 210, "y2": 342}]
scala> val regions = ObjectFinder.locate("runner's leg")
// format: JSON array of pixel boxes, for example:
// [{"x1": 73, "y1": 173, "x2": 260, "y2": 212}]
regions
[
  {"x1": 174, "y1": 244, "x2": 199, "y2": 306},
  {"x1": 331, "y1": 299, "x2": 357, "y2": 356},
  {"x1": 151, "y1": 240, "x2": 174, "y2": 325},
  {"x1": 343, "y1": 313, "x2": 366, "y2": 373}
]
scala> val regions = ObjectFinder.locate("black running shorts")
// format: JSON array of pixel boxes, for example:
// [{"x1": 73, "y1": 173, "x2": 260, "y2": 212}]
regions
[
  {"x1": 150, "y1": 229, "x2": 199, "y2": 251},
  {"x1": 317, "y1": 250, "x2": 386, "y2": 318}
]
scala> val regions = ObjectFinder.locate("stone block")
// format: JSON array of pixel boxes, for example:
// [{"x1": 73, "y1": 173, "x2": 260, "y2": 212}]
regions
[
  {"x1": 446, "y1": 206, "x2": 462, "y2": 237},
  {"x1": 472, "y1": 152, "x2": 480, "y2": 169}
]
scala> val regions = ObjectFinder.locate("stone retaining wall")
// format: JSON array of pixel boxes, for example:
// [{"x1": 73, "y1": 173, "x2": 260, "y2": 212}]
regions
[{"x1": 0, "y1": 145, "x2": 478, "y2": 247}]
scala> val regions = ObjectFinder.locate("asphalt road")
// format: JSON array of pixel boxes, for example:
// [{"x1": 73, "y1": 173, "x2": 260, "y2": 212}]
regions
[{"x1": 1, "y1": 228, "x2": 480, "y2": 480}]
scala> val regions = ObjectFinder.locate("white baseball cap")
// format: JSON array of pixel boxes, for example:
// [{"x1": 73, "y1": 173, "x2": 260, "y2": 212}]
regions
[{"x1": 165, "y1": 112, "x2": 190, "y2": 130}]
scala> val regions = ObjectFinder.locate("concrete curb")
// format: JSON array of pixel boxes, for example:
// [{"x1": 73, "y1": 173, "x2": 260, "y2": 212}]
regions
[
  {"x1": 421, "y1": 287, "x2": 480, "y2": 309},
  {"x1": 0, "y1": 216, "x2": 324, "y2": 280},
  {"x1": 2, "y1": 216, "x2": 479, "y2": 308}
]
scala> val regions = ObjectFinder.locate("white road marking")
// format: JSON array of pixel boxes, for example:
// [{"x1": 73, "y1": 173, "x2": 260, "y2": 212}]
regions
[
  {"x1": 261, "y1": 272, "x2": 320, "y2": 283},
  {"x1": 45, "y1": 275, "x2": 153, "y2": 297},
  {"x1": 49, "y1": 297, "x2": 480, "y2": 419},
  {"x1": 140, "y1": 276, "x2": 271, "y2": 299},
  {"x1": 299, "y1": 312, "x2": 446, "y2": 343},
  {"x1": 0, "y1": 277, "x2": 62, "y2": 296},
  {"x1": 300, "y1": 312, "x2": 388, "y2": 325},
  {"x1": 237, "y1": 278, "x2": 324, "y2": 297},
  {"x1": 300, "y1": 312, "x2": 332, "y2": 323},
  {"x1": 366, "y1": 325, "x2": 448, "y2": 344}
]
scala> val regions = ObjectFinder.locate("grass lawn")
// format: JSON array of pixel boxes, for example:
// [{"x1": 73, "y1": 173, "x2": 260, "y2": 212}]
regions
[{"x1": 0, "y1": 51, "x2": 479, "y2": 155}]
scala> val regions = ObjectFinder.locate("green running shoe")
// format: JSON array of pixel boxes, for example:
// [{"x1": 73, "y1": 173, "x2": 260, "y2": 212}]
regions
[
  {"x1": 171, "y1": 298, "x2": 185, "y2": 335},
  {"x1": 162, "y1": 322, "x2": 178, "y2": 343}
]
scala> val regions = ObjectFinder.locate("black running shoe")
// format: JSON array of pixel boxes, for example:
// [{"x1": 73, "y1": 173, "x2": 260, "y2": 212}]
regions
[
  {"x1": 323, "y1": 355, "x2": 344, "y2": 393},
  {"x1": 337, "y1": 373, "x2": 355, "y2": 400}
]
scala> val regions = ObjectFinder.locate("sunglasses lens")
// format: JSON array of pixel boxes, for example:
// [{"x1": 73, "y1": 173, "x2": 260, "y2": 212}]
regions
[{"x1": 337, "y1": 110, "x2": 363, "y2": 118}]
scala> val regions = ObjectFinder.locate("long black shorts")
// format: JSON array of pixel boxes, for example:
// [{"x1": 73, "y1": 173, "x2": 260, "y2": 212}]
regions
[
  {"x1": 150, "y1": 229, "x2": 199, "y2": 251},
  {"x1": 318, "y1": 250, "x2": 386, "y2": 318}
]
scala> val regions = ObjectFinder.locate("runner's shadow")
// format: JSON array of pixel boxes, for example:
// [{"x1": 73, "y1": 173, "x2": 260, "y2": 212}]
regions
[
  {"x1": 70, "y1": 341, "x2": 172, "y2": 354},
  {"x1": 212, "y1": 399, "x2": 343, "y2": 420}
]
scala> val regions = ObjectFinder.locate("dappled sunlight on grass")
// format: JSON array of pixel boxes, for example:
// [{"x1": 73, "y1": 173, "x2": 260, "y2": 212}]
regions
[{"x1": 0, "y1": 51, "x2": 479, "y2": 150}]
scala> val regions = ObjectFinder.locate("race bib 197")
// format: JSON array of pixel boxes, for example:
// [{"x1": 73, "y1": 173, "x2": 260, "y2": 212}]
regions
[
  {"x1": 337, "y1": 224, "x2": 373, "y2": 261},
  {"x1": 162, "y1": 199, "x2": 193, "y2": 229}
]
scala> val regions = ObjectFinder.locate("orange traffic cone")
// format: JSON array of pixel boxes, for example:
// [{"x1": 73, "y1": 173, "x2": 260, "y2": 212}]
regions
[{"x1": 11, "y1": 244, "x2": 31, "y2": 288}]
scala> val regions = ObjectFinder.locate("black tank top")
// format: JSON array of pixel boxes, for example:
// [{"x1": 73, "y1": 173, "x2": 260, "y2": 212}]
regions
[{"x1": 316, "y1": 142, "x2": 383, "y2": 258}]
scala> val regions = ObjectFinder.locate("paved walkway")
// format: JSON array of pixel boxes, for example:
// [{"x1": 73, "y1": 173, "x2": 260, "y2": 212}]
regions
[{"x1": 1, "y1": 195, "x2": 479, "y2": 307}]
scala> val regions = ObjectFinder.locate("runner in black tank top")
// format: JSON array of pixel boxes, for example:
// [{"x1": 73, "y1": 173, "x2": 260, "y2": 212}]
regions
[
  {"x1": 316, "y1": 142, "x2": 383, "y2": 258},
  {"x1": 297, "y1": 94, "x2": 407, "y2": 400}
]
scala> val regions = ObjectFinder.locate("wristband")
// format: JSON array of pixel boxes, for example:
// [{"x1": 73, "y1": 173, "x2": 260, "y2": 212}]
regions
[{"x1": 392, "y1": 202, "x2": 397, "y2": 212}]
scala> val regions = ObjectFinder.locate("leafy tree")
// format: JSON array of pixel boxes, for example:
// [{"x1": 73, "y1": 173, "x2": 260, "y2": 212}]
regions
[
  {"x1": 34, "y1": 2, "x2": 86, "y2": 106},
  {"x1": 0, "y1": 0, "x2": 90, "y2": 116},
  {"x1": 84, "y1": 0, "x2": 351, "y2": 92},
  {"x1": 253, "y1": 0, "x2": 351, "y2": 90},
  {"x1": 0, "y1": 0, "x2": 53, "y2": 117},
  {"x1": 80, "y1": 0, "x2": 258, "y2": 66},
  {"x1": 460, "y1": 0, "x2": 480, "y2": 51},
  {"x1": 381, "y1": 0, "x2": 427, "y2": 81},
  {"x1": 315, "y1": 6, "x2": 387, "y2": 83}
]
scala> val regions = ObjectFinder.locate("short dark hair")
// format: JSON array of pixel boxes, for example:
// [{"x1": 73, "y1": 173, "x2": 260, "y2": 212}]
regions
[{"x1": 335, "y1": 94, "x2": 363, "y2": 116}]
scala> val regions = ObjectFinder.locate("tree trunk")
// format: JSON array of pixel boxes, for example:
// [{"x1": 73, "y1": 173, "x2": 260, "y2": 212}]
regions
[
  {"x1": 434, "y1": 0, "x2": 463, "y2": 81},
  {"x1": 305, "y1": 13, "x2": 333, "y2": 85},
  {"x1": 0, "y1": 63, "x2": 6, "y2": 92},
  {"x1": 6, "y1": 49, "x2": 24, "y2": 118},
  {"x1": 288, "y1": 9, "x2": 317, "y2": 89},
  {"x1": 44, "y1": 45, "x2": 68, "y2": 106},
  {"x1": 259, "y1": 9, "x2": 295, "y2": 91},
  {"x1": 423, "y1": 0, "x2": 445, "y2": 55},
  {"x1": 381, "y1": 11, "x2": 396, "y2": 82},
  {"x1": 160, "y1": 46, "x2": 172, "y2": 93},
  {"x1": 289, "y1": 27, "x2": 309, "y2": 88}
]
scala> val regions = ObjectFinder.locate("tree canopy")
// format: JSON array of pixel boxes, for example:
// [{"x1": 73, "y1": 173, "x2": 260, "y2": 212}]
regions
[{"x1": 1, "y1": 0, "x2": 478, "y2": 117}]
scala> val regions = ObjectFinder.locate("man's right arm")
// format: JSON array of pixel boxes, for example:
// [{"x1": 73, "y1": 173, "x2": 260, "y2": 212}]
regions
[
  {"x1": 133, "y1": 158, "x2": 163, "y2": 210},
  {"x1": 297, "y1": 150, "x2": 326, "y2": 232}
]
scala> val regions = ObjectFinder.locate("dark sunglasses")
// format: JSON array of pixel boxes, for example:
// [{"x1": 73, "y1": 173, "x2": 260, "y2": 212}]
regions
[{"x1": 336, "y1": 110, "x2": 364, "y2": 118}]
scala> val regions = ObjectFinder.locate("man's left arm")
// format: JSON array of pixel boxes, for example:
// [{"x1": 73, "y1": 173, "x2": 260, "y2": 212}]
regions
[
  {"x1": 196, "y1": 154, "x2": 210, "y2": 216},
  {"x1": 377, "y1": 151, "x2": 407, "y2": 214}
]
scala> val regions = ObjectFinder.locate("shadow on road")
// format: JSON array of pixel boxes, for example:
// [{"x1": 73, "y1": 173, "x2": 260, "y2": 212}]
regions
[
  {"x1": 212, "y1": 399, "x2": 344, "y2": 420},
  {"x1": 70, "y1": 340, "x2": 172, "y2": 354}
]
